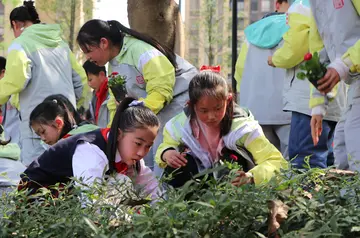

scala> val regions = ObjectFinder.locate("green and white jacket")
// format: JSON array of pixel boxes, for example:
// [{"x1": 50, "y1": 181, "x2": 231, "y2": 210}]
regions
[
  {"x1": 107, "y1": 35, "x2": 198, "y2": 128},
  {"x1": 0, "y1": 24, "x2": 88, "y2": 156},
  {"x1": 0, "y1": 126, "x2": 24, "y2": 186},
  {"x1": 156, "y1": 106, "x2": 288, "y2": 185}
]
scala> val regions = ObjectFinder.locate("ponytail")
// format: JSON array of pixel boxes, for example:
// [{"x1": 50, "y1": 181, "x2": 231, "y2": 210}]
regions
[
  {"x1": 106, "y1": 97, "x2": 160, "y2": 173},
  {"x1": 77, "y1": 19, "x2": 177, "y2": 68},
  {"x1": 10, "y1": 1, "x2": 41, "y2": 28}
]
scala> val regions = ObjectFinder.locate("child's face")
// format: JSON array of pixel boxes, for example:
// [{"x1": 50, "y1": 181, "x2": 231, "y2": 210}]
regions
[
  {"x1": 117, "y1": 127, "x2": 158, "y2": 166},
  {"x1": 32, "y1": 119, "x2": 63, "y2": 145},
  {"x1": 81, "y1": 38, "x2": 112, "y2": 67},
  {"x1": 87, "y1": 73, "x2": 104, "y2": 92},
  {"x1": 194, "y1": 95, "x2": 228, "y2": 128}
]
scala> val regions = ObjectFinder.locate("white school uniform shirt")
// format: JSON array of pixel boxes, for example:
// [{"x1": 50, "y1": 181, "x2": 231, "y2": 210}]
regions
[{"x1": 72, "y1": 142, "x2": 160, "y2": 200}]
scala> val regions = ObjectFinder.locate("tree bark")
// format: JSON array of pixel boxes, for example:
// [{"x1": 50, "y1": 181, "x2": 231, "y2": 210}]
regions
[
  {"x1": 127, "y1": 0, "x2": 184, "y2": 57},
  {"x1": 69, "y1": 0, "x2": 76, "y2": 51}
]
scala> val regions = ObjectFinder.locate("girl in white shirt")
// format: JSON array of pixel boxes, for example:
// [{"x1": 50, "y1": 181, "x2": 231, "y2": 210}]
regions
[{"x1": 19, "y1": 97, "x2": 160, "y2": 200}]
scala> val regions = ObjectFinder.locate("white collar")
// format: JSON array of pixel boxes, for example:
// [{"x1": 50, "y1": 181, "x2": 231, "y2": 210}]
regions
[{"x1": 115, "y1": 149, "x2": 122, "y2": 163}]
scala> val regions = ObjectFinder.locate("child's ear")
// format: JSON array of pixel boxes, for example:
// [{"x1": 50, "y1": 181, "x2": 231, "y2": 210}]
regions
[
  {"x1": 228, "y1": 93, "x2": 233, "y2": 101},
  {"x1": 55, "y1": 117, "x2": 64, "y2": 130}
]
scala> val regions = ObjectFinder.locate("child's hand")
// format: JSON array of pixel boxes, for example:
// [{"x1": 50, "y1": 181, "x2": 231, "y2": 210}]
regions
[
  {"x1": 267, "y1": 56, "x2": 275, "y2": 67},
  {"x1": 317, "y1": 68, "x2": 340, "y2": 94},
  {"x1": 163, "y1": 150, "x2": 187, "y2": 168},
  {"x1": 231, "y1": 171, "x2": 254, "y2": 187},
  {"x1": 311, "y1": 115, "x2": 323, "y2": 146}
]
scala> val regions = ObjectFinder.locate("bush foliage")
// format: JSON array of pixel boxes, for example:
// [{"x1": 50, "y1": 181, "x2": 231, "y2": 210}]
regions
[{"x1": 1, "y1": 167, "x2": 360, "y2": 238}]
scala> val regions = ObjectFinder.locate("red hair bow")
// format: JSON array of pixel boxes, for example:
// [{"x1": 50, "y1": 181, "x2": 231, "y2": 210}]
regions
[{"x1": 200, "y1": 65, "x2": 221, "y2": 73}]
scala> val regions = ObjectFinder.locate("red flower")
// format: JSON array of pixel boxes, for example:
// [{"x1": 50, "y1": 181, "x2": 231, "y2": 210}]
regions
[
  {"x1": 304, "y1": 53, "x2": 312, "y2": 61},
  {"x1": 111, "y1": 72, "x2": 119, "y2": 76},
  {"x1": 229, "y1": 154, "x2": 238, "y2": 161}
]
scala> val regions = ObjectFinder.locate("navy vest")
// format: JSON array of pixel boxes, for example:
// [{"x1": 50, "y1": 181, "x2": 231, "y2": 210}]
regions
[{"x1": 20, "y1": 129, "x2": 108, "y2": 192}]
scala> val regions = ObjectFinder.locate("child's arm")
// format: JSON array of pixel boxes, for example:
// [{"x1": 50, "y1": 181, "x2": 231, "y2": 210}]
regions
[
  {"x1": 72, "y1": 142, "x2": 109, "y2": 186},
  {"x1": 342, "y1": 39, "x2": 360, "y2": 74},
  {"x1": 271, "y1": 3, "x2": 311, "y2": 69},
  {"x1": 235, "y1": 121, "x2": 288, "y2": 185},
  {"x1": 234, "y1": 39, "x2": 249, "y2": 93},
  {"x1": 106, "y1": 50, "x2": 175, "y2": 127},
  {"x1": 69, "y1": 51, "x2": 90, "y2": 109},
  {"x1": 155, "y1": 125, "x2": 182, "y2": 168},
  {"x1": 134, "y1": 160, "x2": 161, "y2": 201},
  {"x1": 0, "y1": 43, "x2": 32, "y2": 105},
  {"x1": 139, "y1": 51, "x2": 175, "y2": 114}
]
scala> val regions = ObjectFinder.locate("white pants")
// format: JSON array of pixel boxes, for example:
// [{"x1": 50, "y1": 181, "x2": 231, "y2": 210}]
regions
[
  {"x1": 262, "y1": 124, "x2": 290, "y2": 160},
  {"x1": 333, "y1": 111, "x2": 348, "y2": 170},
  {"x1": 343, "y1": 97, "x2": 360, "y2": 172}
]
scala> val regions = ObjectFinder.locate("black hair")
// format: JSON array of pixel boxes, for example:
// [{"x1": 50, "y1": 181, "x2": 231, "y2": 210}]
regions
[
  {"x1": 106, "y1": 97, "x2": 160, "y2": 173},
  {"x1": 188, "y1": 71, "x2": 234, "y2": 136},
  {"x1": 83, "y1": 60, "x2": 107, "y2": 76},
  {"x1": 29, "y1": 94, "x2": 79, "y2": 140},
  {"x1": 0, "y1": 56, "x2": 6, "y2": 71},
  {"x1": 276, "y1": 0, "x2": 288, "y2": 3},
  {"x1": 43, "y1": 94, "x2": 84, "y2": 126},
  {"x1": 77, "y1": 19, "x2": 177, "y2": 68},
  {"x1": 10, "y1": 1, "x2": 41, "y2": 28}
]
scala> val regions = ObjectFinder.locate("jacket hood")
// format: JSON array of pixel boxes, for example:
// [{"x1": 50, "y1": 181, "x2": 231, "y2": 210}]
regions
[
  {"x1": 244, "y1": 13, "x2": 289, "y2": 49},
  {"x1": 20, "y1": 24, "x2": 64, "y2": 48}
]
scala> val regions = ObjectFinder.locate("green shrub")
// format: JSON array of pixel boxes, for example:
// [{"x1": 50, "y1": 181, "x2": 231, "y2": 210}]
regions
[{"x1": 1, "y1": 168, "x2": 360, "y2": 238}]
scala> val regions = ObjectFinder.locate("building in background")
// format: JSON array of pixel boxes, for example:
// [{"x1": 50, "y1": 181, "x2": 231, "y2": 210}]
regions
[
  {"x1": 0, "y1": 0, "x2": 94, "y2": 58},
  {"x1": 184, "y1": 0, "x2": 275, "y2": 78}
]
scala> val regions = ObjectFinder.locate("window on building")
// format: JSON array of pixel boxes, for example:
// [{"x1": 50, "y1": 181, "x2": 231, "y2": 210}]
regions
[
  {"x1": 251, "y1": 0, "x2": 258, "y2": 11},
  {"x1": 261, "y1": 0, "x2": 271, "y2": 12},
  {"x1": 190, "y1": 29, "x2": 199, "y2": 36},
  {"x1": 190, "y1": 48, "x2": 199, "y2": 55},
  {"x1": 238, "y1": 0, "x2": 245, "y2": 11},
  {"x1": 190, "y1": 0, "x2": 200, "y2": 10},
  {"x1": 190, "y1": 10, "x2": 200, "y2": 17}
]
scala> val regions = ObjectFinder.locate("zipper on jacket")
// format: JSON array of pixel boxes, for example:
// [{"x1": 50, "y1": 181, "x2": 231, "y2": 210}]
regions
[{"x1": 290, "y1": 68, "x2": 296, "y2": 87}]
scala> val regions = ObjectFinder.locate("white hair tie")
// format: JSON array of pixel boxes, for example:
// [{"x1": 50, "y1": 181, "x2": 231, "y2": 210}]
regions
[{"x1": 128, "y1": 100, "x2": 144, "y2": 107}]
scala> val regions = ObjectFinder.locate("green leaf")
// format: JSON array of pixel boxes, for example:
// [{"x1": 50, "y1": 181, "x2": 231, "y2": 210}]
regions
[
  {"x1": 351, "y1": 226, "x2": 360, "y2": 232},
  {"x1": 83, "y1": 217, "x2": 98, "y2": 234},
  {"x1": 254, "y1": 231, "x2": 267, "y2": 238},
  {"x1": 192, "y1": 201, "x2": 215, "y2": 209},
  {"x1": 297, "y1": 72, "x2": 306, "y2": 80}
]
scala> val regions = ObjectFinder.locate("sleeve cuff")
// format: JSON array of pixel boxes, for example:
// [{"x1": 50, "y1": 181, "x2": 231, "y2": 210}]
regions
[
  {"x1": 328, "y1": 57, "x2": 349, "y2": 80},
  {"x1": 311, "y1": 105, "x2": 326, "y2": 116}
]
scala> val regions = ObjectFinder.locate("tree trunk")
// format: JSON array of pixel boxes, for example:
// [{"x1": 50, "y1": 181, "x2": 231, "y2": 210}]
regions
[
  {"x1": 69, "y1": 0, "x2": 76, "y2": 51},
  {"x1": 127, "y1": 0, "x2": 184, "y2": 57}
]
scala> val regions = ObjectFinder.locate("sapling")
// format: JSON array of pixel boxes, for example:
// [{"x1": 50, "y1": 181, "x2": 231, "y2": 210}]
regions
[
  {"x1": 108, "y1": 72, "x2": 127, "y2": 102},
  {"x1": 296, "y1": 52, "x2": 327, "y2": 88}
]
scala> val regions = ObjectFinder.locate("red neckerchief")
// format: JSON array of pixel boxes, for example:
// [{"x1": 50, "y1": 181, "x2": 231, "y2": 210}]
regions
[
  {"x1": 115, "y1": 162, "x2": 128, "y2": 174},
  {"x1": 200, "y1": 65, "x2": 221, "y2": 73},
  {"x1": 100, "y1": 128, "x2": 128, "y2": 174},
  {"x1": 95, "y1": 78, "x2": 108, "y2": 123}
]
